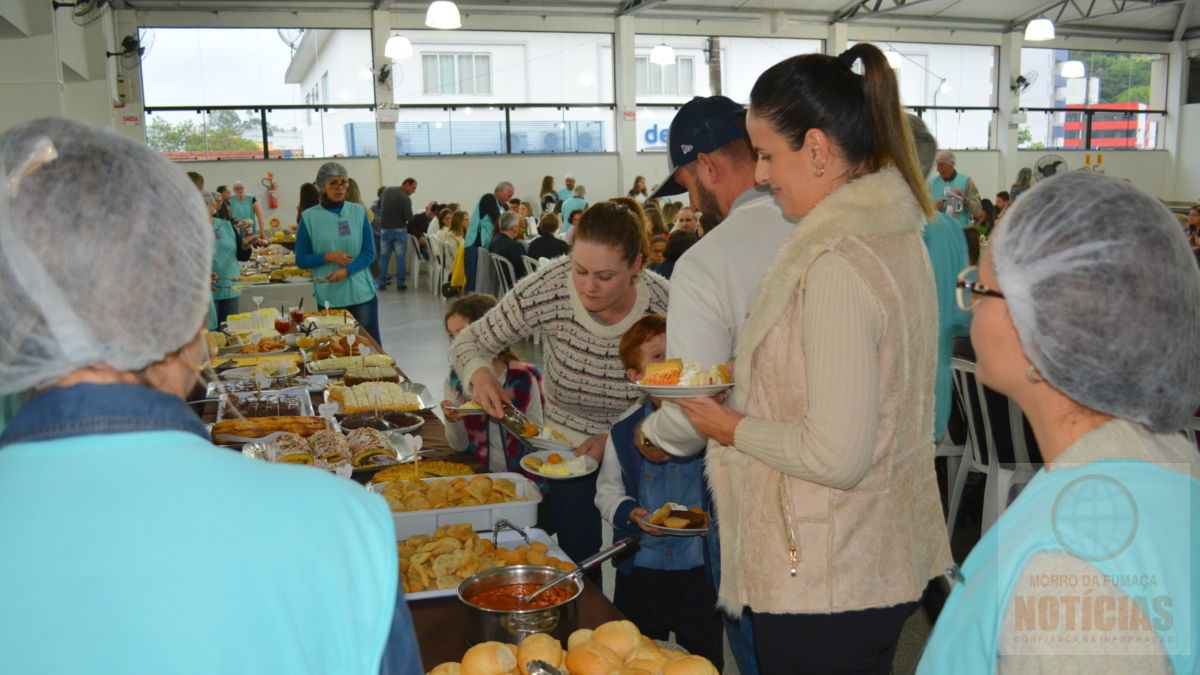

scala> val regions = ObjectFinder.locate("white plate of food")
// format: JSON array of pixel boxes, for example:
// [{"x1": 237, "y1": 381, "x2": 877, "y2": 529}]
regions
[
  {"x1": 646, "y1": 502, "x2": 710, "y2": 536},
  {"x1": 632, "y1": 382, "x2": 733, "y2": 399},
  {"x1": 520, "y1": 449, "x2": 597, "y2": 480}
]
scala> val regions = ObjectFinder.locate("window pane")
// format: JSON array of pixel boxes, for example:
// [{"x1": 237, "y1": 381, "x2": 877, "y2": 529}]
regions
[
  {"x1": 860, "y1": 41, "x2": 996, "y2": 108},
  {"x1": 635, "y1": 58, "x2": 648, "y2": 97},
  {"x1": 663, "y1": 62, "x2": 678, "y2": 96},
  {"x1": 139, "y1": 28, "x2": 373, "y2": 107},
  {"x1": 440, "y1": 55, "x2": 456, "y2": 94},
  {"x1": 146, "y1": 109, "x2": 272, "y2": 161},
  {"x1": 422, "y1": 55, "x2": 438, "y2": 94},
  {"x1": 390, "y1": 30, "x2": 613, "y2": 104},
  {"x1": 475, "y1": 55, "x2": 491, "y2": 95},
  {"x1": 1021, "y1": 48, "x2": 1168, "y2": 110},
  {"x1": 635, "y1": 35, "x2": 821, "y2": 104},
  {"x1": 635, "y1": 106, "x2": 677, "y2": 152},
  {"x1": 909, "y1": 108, "x2": 994, "y2": 150},
  {"x1": 458, "y1": 54, "x2": 475, "y2": 95}
]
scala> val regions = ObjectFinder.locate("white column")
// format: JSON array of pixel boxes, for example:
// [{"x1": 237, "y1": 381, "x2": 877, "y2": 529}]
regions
[
  {"x1": 614, "y1": 15, "x2": 638, "y2": 192},
  {"x1": 995, "y1": 31, "x2": 1022, "y2": 188},
  {"x1": 1163, "y1": 41, "x2": 1187, "y2": 199},
  {"x1": 372, "y1": 9, "x2": 396, "y2": 189},
  {"x1": 826, "y1": 22, "x2": 848, "y2": 55}
]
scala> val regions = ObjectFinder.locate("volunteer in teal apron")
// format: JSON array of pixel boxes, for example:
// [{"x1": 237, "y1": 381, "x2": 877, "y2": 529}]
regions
[
  {"x1": 205, "y1": 191, "x2": 242, "y2": 325},
  {"x1": 919, "y1": 172, "x2": 1200, "y2": 673},
  {"x1": 295, "y1": 162, "x2": 380, "y2": 344},
  {"x1": 229, "y1": 181, "x2": 265, "y2": 237}
]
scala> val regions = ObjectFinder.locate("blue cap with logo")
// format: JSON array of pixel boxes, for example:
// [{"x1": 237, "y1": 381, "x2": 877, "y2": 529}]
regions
[{"x1": 649, "y1": 95, "x2": 748, "y2": 200}]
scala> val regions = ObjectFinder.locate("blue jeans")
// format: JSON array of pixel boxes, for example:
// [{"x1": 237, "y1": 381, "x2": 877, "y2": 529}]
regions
[
  {"x1": 214, "y1": 297, "x2": 240, "y2": 326},
  {"x1": 339, "y1": 295, "x2": 381, "y2": 346},
  {"x1": 377, "y1": 229, "x2": 407, "y2": 287}
]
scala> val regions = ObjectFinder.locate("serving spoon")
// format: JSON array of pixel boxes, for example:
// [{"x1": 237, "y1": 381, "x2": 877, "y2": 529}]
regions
[{"x1": 520, "y1": 535, "x2": 641, "y2": 605}]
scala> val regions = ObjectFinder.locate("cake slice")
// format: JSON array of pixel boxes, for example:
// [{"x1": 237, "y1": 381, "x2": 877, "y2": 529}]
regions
[{"x1": 641, "y1": 358, "x2": 682, "y2": 386}]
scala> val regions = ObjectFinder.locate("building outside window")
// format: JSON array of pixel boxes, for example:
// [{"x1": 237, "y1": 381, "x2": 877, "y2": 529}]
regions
[
  {"x1": 635, "y1": 56, "x2": 694, "y2": 97},
  {"x1": 422, "y1": 53, "x2": 492, "y2": 95}
]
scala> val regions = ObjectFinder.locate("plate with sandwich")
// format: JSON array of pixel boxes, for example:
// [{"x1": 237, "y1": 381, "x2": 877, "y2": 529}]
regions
[
  {"x1": 633, "y1": 359, "x2": 733, "y2": 398},
  {"x1": 521, "y1": 449, "x2": 598, "y2": 480},
  {"x1": 647, "y1": 502, "x2": 710, "y2": 535}
]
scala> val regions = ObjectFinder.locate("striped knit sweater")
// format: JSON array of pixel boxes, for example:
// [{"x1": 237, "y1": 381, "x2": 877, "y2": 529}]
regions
[{"x1": 451, "y1": 256, "x2": 670, "y2": 436}]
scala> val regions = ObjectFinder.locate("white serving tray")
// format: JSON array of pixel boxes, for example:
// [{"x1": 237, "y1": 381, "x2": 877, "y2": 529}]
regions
[
  {"x1": 369, "y1": 472, "x2": 542, "y2": 540},
  {"x1": 402, "y1": 527, "x2": 568, "y2": 602}
]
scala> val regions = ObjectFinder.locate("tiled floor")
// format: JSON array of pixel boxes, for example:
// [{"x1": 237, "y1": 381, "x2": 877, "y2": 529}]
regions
[{"x1": 376, "y1": 278, "x2": 986, "y2": 675}]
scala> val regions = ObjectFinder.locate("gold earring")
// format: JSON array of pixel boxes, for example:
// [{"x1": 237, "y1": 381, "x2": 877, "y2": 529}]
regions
[
  {"x1": 1026, "y1": 365, "x2": 1044, "y2": 383},
  {"x1": 813, "y1": 161, "x2": 826, "y2": 178}
]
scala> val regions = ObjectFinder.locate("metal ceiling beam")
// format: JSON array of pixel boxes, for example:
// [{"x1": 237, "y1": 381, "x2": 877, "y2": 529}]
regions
[
  {"x1": 1174, "y1": 0, "x2": 1197, "y2": 39},
  {"x1": 1009, "y1": 0, "x2": 1180, "y2": 29},
  {"x1": 617, "y1": 0, "x2": 668, "y2": 16},
  {"x1": 374, "y1": 0, "x2": 392, "y2": 9},
  {"x1": 834, "y1": 0, "x2": 945, "y2": 23}
]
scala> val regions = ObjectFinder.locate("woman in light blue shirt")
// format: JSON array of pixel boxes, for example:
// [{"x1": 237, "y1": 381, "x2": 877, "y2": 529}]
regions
[
  {"x1": 296, "y1": 162, "x2": 381, "y2": 344},
  {"x1": 205, "y1": 190, "x2": 242, "y2": 325},
  {"x1": 0, "y1": 118, "x2": 420, "y2": 675}
]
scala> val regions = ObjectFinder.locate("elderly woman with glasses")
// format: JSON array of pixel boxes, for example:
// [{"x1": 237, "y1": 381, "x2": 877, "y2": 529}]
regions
[
  {"x1": 296, "y1": 162, "x2": 380, "y2": 344},
  {"x1": 920, "y1": 171, "x2": 1200, "y2": 673}
]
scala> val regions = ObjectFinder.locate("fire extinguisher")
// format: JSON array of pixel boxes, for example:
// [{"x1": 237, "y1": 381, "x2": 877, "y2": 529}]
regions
[{"x1": 262, "y1": 172, "x2": 279, "y2": 209}]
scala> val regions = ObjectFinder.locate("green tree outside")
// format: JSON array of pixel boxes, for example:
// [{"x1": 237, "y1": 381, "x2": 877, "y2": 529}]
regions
[
  {"x1": 1065, "y1": 51, "x2": 1154, "y2": 105},
  {"x1": 146, "y1": 110, "x2": 265, "y2": 153}
]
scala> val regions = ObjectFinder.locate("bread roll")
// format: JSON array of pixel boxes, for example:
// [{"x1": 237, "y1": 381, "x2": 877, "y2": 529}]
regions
[
  {"x1": 658, "y1": 655, "x2": 720, "y2": 675},
  {"x1": 564, "y1": 642, "x2": 621, "y2": 675},
  {"x1": 609, "y1": 669, "x2": 654, "y2": 675},
  {"x1": 624, "y1": 645, "x2": 668, "y2": 669},
  {"x1": 566, "y1": 628, "x2": 594, "y2": 649},
  {"x1": 460, "y1": 641, "x2": 517, "y2": 675},
  {"x1": 428, "y1": 664, "x2": 463, "y2": 675},
  {"x1": 517, "y1": 633, "x2": 562, "y2": 675},
  {"x1": 591, "y1": 620, "x2": 641, "y2": 660}
]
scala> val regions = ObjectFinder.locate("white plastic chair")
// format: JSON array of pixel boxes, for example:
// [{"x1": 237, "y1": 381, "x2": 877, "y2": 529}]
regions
[
  {"x1": 490, "y1": 254, "x2": 518, "y2": 298},
  {"x1": 426, "y1": 236, "x2": 444, "y2": 296},
  {"x1": 946, "y1": 357, "x2": 1039, "y2": 537},
  {"x1": 474, "y1": 248, "x2": 498, "y2": 298},
  {"x1": 521, "y1": 255, "x2": 541, "y2": 278},
  {"x1": 407, "y1": 234, "x2": 426, "y2": 291}
]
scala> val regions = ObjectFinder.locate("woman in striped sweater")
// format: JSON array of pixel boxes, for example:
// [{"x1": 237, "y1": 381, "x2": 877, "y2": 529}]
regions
[{"x1": 451, "y1": 200, "x2": 669, "y2": 566}]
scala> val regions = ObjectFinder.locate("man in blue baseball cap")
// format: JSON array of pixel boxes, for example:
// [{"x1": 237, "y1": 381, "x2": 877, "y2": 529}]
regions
[{"x1": 633, "y1": 95, "x2": 796, "y2": 675}]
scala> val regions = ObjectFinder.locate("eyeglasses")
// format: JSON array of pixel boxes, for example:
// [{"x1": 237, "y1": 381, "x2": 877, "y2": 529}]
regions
[
  {"x1": 955, "y1": 265, "x2": 1005, "y2": 311},
  {"x1": 325, "y1": 180, "x2": 349, "y2": 188}
]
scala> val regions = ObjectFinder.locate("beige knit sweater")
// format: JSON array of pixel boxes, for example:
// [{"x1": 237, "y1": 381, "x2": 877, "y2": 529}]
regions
[{"x1": 711, "y1": 167, "x2": 952, "y2": 614}]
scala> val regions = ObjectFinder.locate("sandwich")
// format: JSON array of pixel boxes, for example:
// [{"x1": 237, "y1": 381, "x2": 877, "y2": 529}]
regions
[{"x1": 648, "y1": 502, "x2": 709, "y2": 529}]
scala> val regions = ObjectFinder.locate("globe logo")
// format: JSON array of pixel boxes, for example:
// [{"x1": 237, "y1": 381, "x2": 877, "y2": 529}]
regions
[{"x1": 1051, "y1": 474, "x2": 1139, "y2": 562}]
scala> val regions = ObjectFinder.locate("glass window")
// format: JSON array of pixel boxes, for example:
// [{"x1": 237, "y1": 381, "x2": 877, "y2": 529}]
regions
[
  {"x1": 1019, "y1": 47, "x2": 1167, "y2": 150},
  {"x1": 393, "y1": 30, "x2": 614, "y2": 104},
  {"x1": 633, "y1": 35, "x2": 821, "y2": 105},
  {"x1": 139, "y1": 28, "x2": 374, "y2": 107}
]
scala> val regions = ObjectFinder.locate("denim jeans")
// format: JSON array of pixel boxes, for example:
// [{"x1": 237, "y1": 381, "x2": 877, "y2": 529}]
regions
[
  {"x1": 376, "y1": 229, "x2": 407, "y2": 287},
  {"x1": 339, "y1": 295, "x2": 381, "y2": 346}
]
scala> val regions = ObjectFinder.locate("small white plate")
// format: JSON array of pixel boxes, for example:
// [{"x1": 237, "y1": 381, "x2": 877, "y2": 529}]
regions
[
  {"x1": 653, "y1": 523, "x2": 709, "y2": 536},
  {"x1": 521, "y1": 449, "x2": 598, "y2": 480},
  {"x1": 632, "y1": 382, "x2": 732, "y2": 399},
  {"x1": 221, "y1": 364, "x2": 301, "y2": 381}
]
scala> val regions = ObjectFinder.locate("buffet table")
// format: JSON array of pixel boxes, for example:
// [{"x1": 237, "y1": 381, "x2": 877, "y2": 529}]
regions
[
  {"x1": 410, "y1": 579, "x2": 624, "y2": 668},
  {"x1": 234, "y1": 281, "x2": 315, "y2": 314}
]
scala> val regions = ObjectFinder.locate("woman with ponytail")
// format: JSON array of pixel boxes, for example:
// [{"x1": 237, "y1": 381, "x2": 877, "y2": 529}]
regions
[{"x1": 673, "y1": 43, "x2": 950, "y2": 673}]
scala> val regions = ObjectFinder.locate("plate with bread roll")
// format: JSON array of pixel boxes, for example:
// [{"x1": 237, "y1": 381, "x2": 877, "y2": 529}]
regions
[
  {"x1": 633, "y1": 358, "x2": 733, "y2": 398},
  {"x1": 647, "y1": 502, "x2": 711, "y2": 535}
]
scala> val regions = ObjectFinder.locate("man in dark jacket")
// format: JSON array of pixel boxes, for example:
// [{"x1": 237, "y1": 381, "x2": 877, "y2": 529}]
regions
[
  {"x1": 487, "y1": 212, "x2": 528, "y2": 288},
  {"x1": 376, "y1": 177, "x2": 417, "y2": 290}
]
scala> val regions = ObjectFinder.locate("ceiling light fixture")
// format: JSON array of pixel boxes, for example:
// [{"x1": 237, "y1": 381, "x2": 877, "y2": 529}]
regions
[
  {"x1": 650, "y1": 43, "x2": 676, "y2": 66},
  {"x1": 385, "y1": 35, "x2": 413, "y2": 60},
  {"x1": 425, "y1": 1, "x2": 461, "y2": 30},
  {"x1": 1024, "y1": 17, "x2": 1055, "y2": 41},
  {"x1": 1060, "y1": 61, "x2": 1086, "y2": 78}
]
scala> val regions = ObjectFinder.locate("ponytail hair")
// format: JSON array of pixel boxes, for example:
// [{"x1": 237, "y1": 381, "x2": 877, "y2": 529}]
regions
[{"x1": 750, "y1": 43, "x2": 933, "y2": 219}]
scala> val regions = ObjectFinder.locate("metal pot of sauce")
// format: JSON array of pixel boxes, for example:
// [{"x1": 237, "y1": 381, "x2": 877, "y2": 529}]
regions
[{"x1": 456, "y1": 565, "x2": 583, "y2": 645}]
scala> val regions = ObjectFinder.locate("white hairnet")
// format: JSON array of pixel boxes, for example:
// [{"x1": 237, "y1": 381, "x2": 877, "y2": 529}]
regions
[
  {"x1": 992, "y1": 171, "x2": 1200, "y2": 432},
  {"x1": 0, "y1": 118, "x2": 211, "y2": 395},
  {"x1": 315, "y1": 161, "x2": 348, "y2": 189}
]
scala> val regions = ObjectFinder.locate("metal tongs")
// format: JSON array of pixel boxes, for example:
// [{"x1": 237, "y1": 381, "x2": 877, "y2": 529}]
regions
[{"x1": 520, "y1": 535, "x2": 642, "y2": 605}]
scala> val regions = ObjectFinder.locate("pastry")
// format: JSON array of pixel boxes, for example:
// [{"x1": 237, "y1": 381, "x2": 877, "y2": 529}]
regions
[
  {"x1": 328, "y1": 382, "x2": 421, "y2": 413},
  {"x1": 308, "y1": 429, "x2": 349, "y2": 464},
  {"x1": 641, "y1": 358, "x2": 682, "y2": 386},
  {"x1": 347, "y1": 427, "x2": 396, "y2": 468},
  {"x1": 211, "y1": 416, "x2": 326, "y2": 443},
  {"x1": 343, "y1": 365, "x2": 401, "y2": 386}
]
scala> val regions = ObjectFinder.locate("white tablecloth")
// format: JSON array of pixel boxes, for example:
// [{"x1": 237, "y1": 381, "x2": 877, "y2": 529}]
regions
[{"x1": 235, "y1": 281, "x2": 315, "y2": 314}]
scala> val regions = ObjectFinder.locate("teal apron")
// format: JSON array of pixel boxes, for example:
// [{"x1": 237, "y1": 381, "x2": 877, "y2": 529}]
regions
[
  {"x1": 919, "y1": 460, "x2": 1199, "y2": 673},
  {"x1": 301, "y1": 203, "x2": 375, "y2": 309},
  {"x1": 230, "y1": 194, "x2": 257, "y2": 229},
  {"x1": 929, "y1": 172, "x2": 972, "y2": 227},
  {"x1": 211, "y1": 218, "x2": 241, "y2": 302}
]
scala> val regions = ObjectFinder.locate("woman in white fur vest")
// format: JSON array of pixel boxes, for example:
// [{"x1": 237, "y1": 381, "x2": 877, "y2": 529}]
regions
[{"x1": 675, "y1": 43, "x2": 952, "y2": 674}]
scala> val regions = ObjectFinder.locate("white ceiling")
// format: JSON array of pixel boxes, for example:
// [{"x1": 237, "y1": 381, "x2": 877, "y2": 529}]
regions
[{"x1": 111, "y1": 0, "x2": 1200, "y2": 42}]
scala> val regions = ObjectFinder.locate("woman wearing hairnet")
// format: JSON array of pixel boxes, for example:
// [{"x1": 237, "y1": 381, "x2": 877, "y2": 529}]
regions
[
  {"x1": 919, "y1": 171, "x2": 1200, "y2": 673},
  {"x1": 0, "y1": 119, "x2": 421, "y2": 674},
  {"x1": 296, "y1": 161, "x2": 380, "y2": 343}
]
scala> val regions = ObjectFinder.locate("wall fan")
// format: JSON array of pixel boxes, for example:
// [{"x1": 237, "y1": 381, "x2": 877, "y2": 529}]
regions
[
  {"x1": 1034, "y1": 154, "x2": 1068, "y2": 182},
  {"x1": 51, "y1": 0, "x2": 109, "y2": 26}
]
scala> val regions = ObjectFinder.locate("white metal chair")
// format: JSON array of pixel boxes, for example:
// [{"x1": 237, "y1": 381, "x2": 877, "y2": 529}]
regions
[
  {"x1": 490, "y1": 254, "x2": 518, "y2": 298},
  {"x1": 946, "y1": 357, "x2": 1039, "y2": 538}
]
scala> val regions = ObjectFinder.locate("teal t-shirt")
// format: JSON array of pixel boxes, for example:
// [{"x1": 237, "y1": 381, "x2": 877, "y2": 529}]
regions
[
  {"x1": 211, "y1": 217, "x2": 242, "y2": 301},
  {"x1": 0, "y1": 430, "x2": 398, "y2": 674}
]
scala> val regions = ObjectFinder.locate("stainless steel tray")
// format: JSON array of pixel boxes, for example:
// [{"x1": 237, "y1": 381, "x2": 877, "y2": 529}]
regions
[{"x1": 215, "y1": 387, "x2": 314, "y2": 422}]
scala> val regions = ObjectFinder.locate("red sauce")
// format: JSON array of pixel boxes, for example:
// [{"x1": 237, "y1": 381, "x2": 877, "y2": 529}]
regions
[{"x1": 467, "y1": 583, "x2": 574, "y2": 611}]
